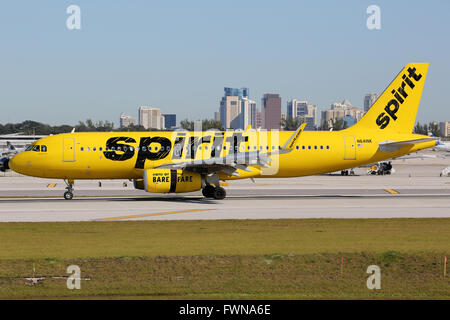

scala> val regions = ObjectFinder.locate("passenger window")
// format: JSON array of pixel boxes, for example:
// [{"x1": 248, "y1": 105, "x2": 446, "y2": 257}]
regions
[
  {"x1": 314, "y1": 146, "x2": 317, "y2": 150},
  {"x1": 87, "y1": 147, "x2": 90, "y2": 151},
  {"x1": 320, "y1": 146, "x2": 323, "y2": 149},
  {"x1": 99, "y1": 147, "x2": 103, "y2": 151},
  {"x1": 117, "y1": 147, "x2": 122, "y2": 151},
  {"x1": 93, "y1": 147, "x2": 96, "y2": 151},
  {"x1": 296, "y1": 146, "x2": 299, "y2": 150},
  {"x1": 302, "y1": 146, "x2": 305, "y2": 150},
  {"x1": 308, "y1": 146, "x2": 311, "y2": 150},
  {"x1": 326, "y1": 146, "x2": 330, "y2": 149},
  {"x1": 41, "y1": 145, "x2": 47, "y2": 152},
  {"x1": 81, "y1": 147, "x2": 84, "y2": 151}
]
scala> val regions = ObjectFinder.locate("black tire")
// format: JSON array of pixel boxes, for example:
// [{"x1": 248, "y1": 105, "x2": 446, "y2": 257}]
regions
[
  {"x1": 64, "y1": 191, "x2": 73, "y2": 200},
  {"x1": 202, "y1": 185, "x2": 215, "y2": 198},
  {"x1": 213, "y1": 187, "x2": 226, "y2": 200}
]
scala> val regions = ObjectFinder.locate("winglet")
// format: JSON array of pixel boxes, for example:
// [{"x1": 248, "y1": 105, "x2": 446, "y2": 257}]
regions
[{"x1": 282, "y1": 123, "x2": 306, "y2": 150}]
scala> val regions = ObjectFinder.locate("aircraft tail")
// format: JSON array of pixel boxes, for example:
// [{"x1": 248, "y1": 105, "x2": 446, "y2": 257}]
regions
[
  {"x1": 351, "y1": 63, "x2": 429, "y2": 134},
  {"x1": 6, "y1": 141, "x2": 16, "y2": 151}
]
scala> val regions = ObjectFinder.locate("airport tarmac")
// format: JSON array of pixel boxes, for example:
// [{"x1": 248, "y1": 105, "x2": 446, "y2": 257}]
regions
[{"x1": 0, "y1": 157, "x2": 449, "y2": 222}]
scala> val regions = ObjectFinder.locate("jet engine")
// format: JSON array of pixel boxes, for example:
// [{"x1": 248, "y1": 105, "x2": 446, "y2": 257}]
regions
[{"x1": 134, "y1": 169, "x2": 202, "y2": 193}]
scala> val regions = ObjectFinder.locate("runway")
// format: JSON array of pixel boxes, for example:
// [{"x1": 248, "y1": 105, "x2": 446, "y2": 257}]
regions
[{"x1": 0, "y1": 159, "x2": 449, "y2": 222}]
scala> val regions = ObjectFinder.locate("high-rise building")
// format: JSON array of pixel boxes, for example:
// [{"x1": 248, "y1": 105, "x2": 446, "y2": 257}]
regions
[
  {"x1": 321, "y1": 99, "x2": 364, "y2": 128},
  {"x1": 364, "y1": 94, "x2": 380, "y2": 112},
  {"x1": 440, "y1": 121, "x2": 450, "y2": 137},
  {"x1": 256, "y1": 112, "x2": 262, "y2": 129},
  {"x1": 239, "y1": 98, "x2": 257, "y2": 129},
  {"x1": 119, "y1": 113, "x2": 137, "y2": 128},
  {"x1": 286, "y1": 99, "x2": 317, "y2": 130},
  {"x1": 219, "y1": 87, "x2": 257, "y2": 130},
  {"x1": 138, "y1": 106, "x2": 165, "y2": 130},
  {"x1": 214, "y1": 111, "x2": 220, "y2": 122},
  {"x1": 262, "y1": 93, "x2": 281, "y2": 130},
  {"x1": 163, "y1": 114, "x2": 176, "y2": 129}
]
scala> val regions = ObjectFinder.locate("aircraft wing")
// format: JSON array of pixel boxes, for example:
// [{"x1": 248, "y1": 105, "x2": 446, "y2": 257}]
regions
[
  {"x1": 378, "y1": 138, "x2": 437, "y2": 153},
  {"x1": 155, "y1": 123, "x2": 307, "y2": 177}
]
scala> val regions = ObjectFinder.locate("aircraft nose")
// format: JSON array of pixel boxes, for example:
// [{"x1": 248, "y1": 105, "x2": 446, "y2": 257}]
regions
[{"x1": 9, "y1": 153, "x2": 28, "y2": 174}]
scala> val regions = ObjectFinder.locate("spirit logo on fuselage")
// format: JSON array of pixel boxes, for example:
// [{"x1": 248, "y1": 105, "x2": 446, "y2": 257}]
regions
[
  {"x1": 376, "y1": 67, "x2": 422, "y2": 129},
  {"x1": 103, "y1": 131, "x2": 251, "y2": 169}
]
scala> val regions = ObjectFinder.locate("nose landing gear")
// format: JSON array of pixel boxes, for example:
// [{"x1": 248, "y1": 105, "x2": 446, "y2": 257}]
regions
[{"x1": 63, "y1": 179, "x2": 75, "y2": 200}]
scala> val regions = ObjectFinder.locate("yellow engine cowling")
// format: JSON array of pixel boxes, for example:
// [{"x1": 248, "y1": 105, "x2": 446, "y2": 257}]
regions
[{"x1": 142, "y1": 169, "x2": 202, "y2": 193}]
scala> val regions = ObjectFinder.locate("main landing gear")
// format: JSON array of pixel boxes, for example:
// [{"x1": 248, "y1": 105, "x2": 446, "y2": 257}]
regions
[
  {"x1": 63, "y1": 179, "x2": 74, "y2": 200},
  {"x1": 202, "y1": 184, "x2": 227, "y2": 200}
]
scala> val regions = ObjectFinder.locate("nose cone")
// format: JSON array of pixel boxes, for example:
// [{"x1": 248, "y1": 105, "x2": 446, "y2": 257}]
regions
[{"x1": 9, "y1": 152, "x2": 28, "y2": 175}]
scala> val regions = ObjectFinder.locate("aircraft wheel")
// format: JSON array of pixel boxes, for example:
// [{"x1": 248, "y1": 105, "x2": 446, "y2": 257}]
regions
[
  {"x1": 213, "y1": 187, "x2": 226, "y2": 200},
  {"x1": 202, "y1": 185, "x2": 215, "y2": 198},
  {"x1": 64, "y1": 191, "x2": 73, "y2": 200}
]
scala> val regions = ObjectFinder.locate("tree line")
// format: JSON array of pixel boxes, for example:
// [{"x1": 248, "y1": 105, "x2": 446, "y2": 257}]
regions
[{"x1": 0, "y1": 119, "x2": 443, "y2": 136}]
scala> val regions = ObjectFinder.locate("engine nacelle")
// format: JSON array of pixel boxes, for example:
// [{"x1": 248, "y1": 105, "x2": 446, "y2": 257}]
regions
[{"x1": 140, "y1": 169, "x2": 202, "y2": 193}]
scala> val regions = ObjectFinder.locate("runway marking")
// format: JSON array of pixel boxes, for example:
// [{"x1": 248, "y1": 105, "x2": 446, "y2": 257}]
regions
[
  {"x1": 47, "y1": 183, "x2": 57, "y2": 188},
  {"x1": 96, "y1": 209, "x2": 213, "y2": 221},
  {"x1": 384, "y1": 189, "x2": 399, "y2": 194}
]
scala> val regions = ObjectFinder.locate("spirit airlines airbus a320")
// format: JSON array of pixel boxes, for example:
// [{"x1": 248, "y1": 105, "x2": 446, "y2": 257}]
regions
[{"x1": 5, "y1": 63, "x2": 437, "y2": 200}]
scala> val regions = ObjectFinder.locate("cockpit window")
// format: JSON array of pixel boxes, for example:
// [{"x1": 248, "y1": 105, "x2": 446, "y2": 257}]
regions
[
  {"x1": 32, "y1": 145, "x2": 40, "y2": 152},
  {"x1": 25, "y1": 145, "x2": 33, "y2": 151},
  {"x1": 41, "y1": 145, "x2": 47, "y2": 152}
]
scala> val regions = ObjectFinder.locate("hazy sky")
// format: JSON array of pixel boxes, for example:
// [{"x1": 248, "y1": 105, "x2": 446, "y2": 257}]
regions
[{"x1": 1, "y1": 0, "x2": 449, "y2": 126}]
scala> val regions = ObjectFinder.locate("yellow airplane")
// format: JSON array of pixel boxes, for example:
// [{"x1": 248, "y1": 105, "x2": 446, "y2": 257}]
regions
[{"x1": 8, "y1": 63, "x2": 437, "y2": 200}]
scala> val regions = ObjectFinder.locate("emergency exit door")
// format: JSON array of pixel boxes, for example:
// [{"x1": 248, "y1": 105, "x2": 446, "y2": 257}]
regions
[
  {"x1": 343, "y1": 136, "x2": 356, "y2": 160},
  {"x1": 63, "y1": 138, "x2": 75, "y2": 162}
]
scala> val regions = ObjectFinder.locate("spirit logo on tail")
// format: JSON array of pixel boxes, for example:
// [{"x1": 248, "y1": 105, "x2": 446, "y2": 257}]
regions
[{"x1": 376, "y1": 67, "x2": 423, "y2": 129}]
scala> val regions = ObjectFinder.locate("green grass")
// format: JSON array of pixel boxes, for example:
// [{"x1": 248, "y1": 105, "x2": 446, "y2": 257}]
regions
[{"x1": 0, "y1": 219, "x2": 449, "y2": 299}]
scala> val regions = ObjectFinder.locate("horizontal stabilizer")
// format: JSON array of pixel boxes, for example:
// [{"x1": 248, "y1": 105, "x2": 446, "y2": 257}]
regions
[{"x1": 378, "y1": 138, "x2": 437, "y2": 153}]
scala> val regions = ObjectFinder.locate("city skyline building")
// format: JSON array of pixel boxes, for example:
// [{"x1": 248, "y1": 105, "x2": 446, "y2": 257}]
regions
[
  {"x1": 321, "y1": 99, "x2": 363, "y2": 128},
  {"x1": 219, "y1": 87, "x2": 257, "y2": 130},
  {"x1": 119, "y1": 113, "x2": 137, "y2": 128},
  {"x1": 440, "y1": 121, "x2": 450, "y2": 137},
  {"x1": 163, "y1": 114, "x2": 177, "y2": 129},
  {"x1": 364, "y1": 93, "x2": 380, "y2": 112},
  {"x1": 138, "y1": 106, "x2": 165, "y2": 130},
  {"x1": 262, "y1": 93, "x2": 281, "y2": 130},
  {"x1": 287, "y1": 99, "x2": 318, "y2": 130}
]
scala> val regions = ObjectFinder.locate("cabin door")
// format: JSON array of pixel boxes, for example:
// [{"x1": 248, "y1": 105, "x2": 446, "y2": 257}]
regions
[
  {"x1": 63, "y1": 138, "x2": 76, "y2": 162},
  {"x1": 343, "y1": 136, "x2": 356, "y2": 160}
]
